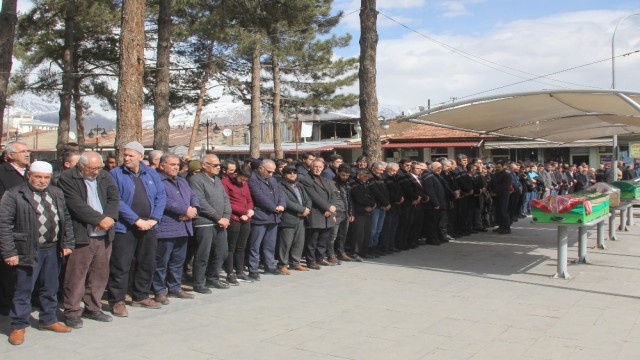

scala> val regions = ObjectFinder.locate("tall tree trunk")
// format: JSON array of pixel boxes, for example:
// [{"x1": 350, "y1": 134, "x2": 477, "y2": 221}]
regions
[
  {"x1": 359, "y1": 0, "x2": 381, "y2": 161},
  {"x1": 153, "y1": 0, "x2": 172, "y2": 152},
  {"x1": 73, "y1": 78, "x2": 85, "y2": 151},
  {"x1": 115, "y1": 0, "x2": 145, "y2": 161},
  {"x1": 271, "y1": 53, "x2": 282, "y2": 159},
  {"x1": 187, "y1": 48, "x2": 213, "y2": 159},
  {"x1": 58, "y1": 0, "x2": 76, "y2": 158},
  {"x1": 187, "y1": 68, "x2": 210, "y2": 159},
  {"x1": 0, "y1": 0, "x2": 18, "y2": 141},
  {"x1": 249, "y1": 42, "x2": 261, "y2": 159}
]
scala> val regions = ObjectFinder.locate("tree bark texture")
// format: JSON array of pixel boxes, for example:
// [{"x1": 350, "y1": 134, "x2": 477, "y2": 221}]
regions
[
  {"x1": 0, "y1": 0, "x2": 17, "y2": 141},
  {"x1": 58, "y1": 0, "x2": 76, "y2": 157},
  {"x1": 187, "y1": 69, "x2": 209, "y2": 159},
  {"x1": 73, "y1": 78, "x2": 85, "y2": 151},
  {"x1": 271, "y1": 54, "x2": 283, "y2": 159},
  {"x1": 249, "y1": 43, "x2": 261, "y2": 159},
  {"x1": 115, "y1": 0, "x2": 145, "y2": 160},
  {"x1": 359, "y1": 0, "x2": 381, "y2": 161},
  {"x1": 153, "y1": 0, "x2": 172, "y2": 152}
]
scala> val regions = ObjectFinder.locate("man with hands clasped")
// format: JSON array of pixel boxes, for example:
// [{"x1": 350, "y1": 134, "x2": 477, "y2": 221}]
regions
[{"x1": 108, "y1": 142, "x2": 167, "y2": 316}]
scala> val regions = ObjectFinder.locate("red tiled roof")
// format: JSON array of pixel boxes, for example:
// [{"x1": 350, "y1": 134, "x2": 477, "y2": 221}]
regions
[{"x1": 391, "y1": 123, "x2": 487, "y2": 140}]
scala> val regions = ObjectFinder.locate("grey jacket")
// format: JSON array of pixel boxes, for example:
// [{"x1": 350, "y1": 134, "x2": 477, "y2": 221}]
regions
[
  {"x1": 279, "y1": 181, "x2": 312, "y2": 228},
  {"x1": 188, "y1": 172, "x2": 231, "y2": 226},
  {"x1": 0, "y1": 183, "x2": 75, "y2": 266}
]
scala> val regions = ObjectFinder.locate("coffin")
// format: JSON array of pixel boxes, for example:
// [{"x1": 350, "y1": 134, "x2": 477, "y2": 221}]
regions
[
  {"x1": 612, "y1": 180, "x2": 640, "y2": 200},
  {"x1": 531, "y1": 192, "x2": 610, "y2": 224}
]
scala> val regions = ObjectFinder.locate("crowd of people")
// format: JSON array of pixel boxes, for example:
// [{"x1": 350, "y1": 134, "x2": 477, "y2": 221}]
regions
[{"x1": 0, "y1": 141, "x2": 633, "y2": 346}]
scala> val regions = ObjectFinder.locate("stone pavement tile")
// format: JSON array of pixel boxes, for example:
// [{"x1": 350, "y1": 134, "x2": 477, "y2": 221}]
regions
[
  {"x1": 263, "y1": 324, "x2": 331, "y2": 347},
  {"x1": 436, "y1": 323, "x2": 508, "y2": 354},
  {"x1": 572, "y1": 292, "x2": 615, "y2": 309},
  {"x1": 568, "y1": 345, "x2": 622, "y2": 360},
  {"x1": 365, "y1": 333, "x2": 449, "y2": 360},
  {"x1": 493, "y1": 327, "x2": 544, "y2": 347},
  {"x1": 594, "y1": 307, "x2": 640, "y2": 330},
  {"x1": 617, "y1": 340, "x2": 640, "y2": 360},
  {"x1": 419, "y1": 317, "x2": 477, "y2": 338},
  {"x1": 419, "y1": 347, "x2": 475, "y2": 360},
  {"x1": 523, "y1": 336, "x2": 580, "y2": 359},
  {"x1": 157, "y1": 349, "x2": 222, "y2": 360},
  {"x1": 294, "y1": 328, "x2": 395, "y2": 359},
  {"x1": 194, "y1": 341, "x2": 292, "y2": 360},
  {"x1": 467, "y1": 341, "x2": 529, "y2": 360},
  {"x1": 545, "y1": 307, "x2": 604, "y2": 339}
]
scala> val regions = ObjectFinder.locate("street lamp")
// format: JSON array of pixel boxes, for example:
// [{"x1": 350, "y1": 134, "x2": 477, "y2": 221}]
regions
[
  {"x1": 200, "y1": 119, "x2": 221, "y2": 151},
  {"x1": 610, "y1": 13, "x2": 639, "y2": 182},
  {"x1": 87, "y1": 125, "x2": 108, "y2": 151}
]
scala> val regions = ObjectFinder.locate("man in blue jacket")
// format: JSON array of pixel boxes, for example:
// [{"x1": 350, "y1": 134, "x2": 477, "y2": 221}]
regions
[
  {"x1": 247, "y1": 159, "x2": 287, "y2": 280},
  {"x1": 107, "y1": 142, "x2": 167, "y2": 317},
  {"x1": 153, "y1": 154, "x2": 199, "y2": 303}
]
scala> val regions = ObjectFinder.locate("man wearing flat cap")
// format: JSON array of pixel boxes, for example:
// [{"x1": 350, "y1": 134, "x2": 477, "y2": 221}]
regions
[
  {"x1": 0, "y1": 161, "x2": 76, "y2": 345},
  {"x1": 108, "y1": 142, "x2": 166, "y2": 317}
]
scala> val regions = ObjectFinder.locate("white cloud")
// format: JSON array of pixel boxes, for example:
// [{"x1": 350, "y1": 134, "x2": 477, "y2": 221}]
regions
[
  {"x1": 372, "y1": 9, "x2": 640, "y2": 108},
  {"x1": 438, "y1": 0, "x2": 485, "y2": 18}
]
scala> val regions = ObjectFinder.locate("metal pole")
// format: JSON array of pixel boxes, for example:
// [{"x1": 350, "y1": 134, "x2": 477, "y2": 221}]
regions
[
  {"x1": 553, "y1": 225, "x2": 571, "y2": 279},
  {"x1": 577, "y1": 226, "x2": 588, "y2": 263},
  {"x1": 611, "y1": 13, "x2": 640, "y2": 183}
]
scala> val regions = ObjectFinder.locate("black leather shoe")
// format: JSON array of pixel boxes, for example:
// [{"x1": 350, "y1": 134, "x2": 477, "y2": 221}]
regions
[{"x1": 445, "y1": 235, "x2": 455, "y2": 241}]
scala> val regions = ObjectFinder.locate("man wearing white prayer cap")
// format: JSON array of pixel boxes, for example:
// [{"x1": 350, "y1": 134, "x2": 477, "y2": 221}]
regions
[{"x1": 0, "y1": 160, "x2": 76, "y2": 345}]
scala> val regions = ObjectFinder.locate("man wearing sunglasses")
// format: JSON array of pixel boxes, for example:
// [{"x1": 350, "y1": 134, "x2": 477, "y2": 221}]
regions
[
  {"x1": 247, "y1": 159, "x2": 287, "y2": 280},
  {"x1": 188, "y1": 154, "x2": 231, "y2": 293}
]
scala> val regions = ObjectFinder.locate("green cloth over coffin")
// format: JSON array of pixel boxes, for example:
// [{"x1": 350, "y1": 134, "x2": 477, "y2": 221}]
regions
[
  {"x1": 612, "y1": 181, "x2": 640, "y2": 199},
  {"x1": 532, "y1": 196, "x2": 610, "y2": 224}
]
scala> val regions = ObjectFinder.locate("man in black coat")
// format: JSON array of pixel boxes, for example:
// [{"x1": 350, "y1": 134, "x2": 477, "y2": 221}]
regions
[
  {"x1": 57, "y1": 152, "x2": 120, "y2": 328},
  {"x1": 489, "y1": 161, "x2": 513, "y2": 234},
  {"x1": 277, "y1": 165, "x2": 311, "y2": 273},
  {"x1": 422, "y1": 161, "x2": 452, "y2": 245},
  {"x1": 0, "y1": 142, "x2": 29, "y2": 316},
  {"x1": 0, "y1": 161, "x2": 76, "y2": 345},
  {"x1": 299, "y1": 159, "x2": 338, "y2": 269},
  {"x1": 349, "y1": 168, "x2": 376, "y2": 261}
]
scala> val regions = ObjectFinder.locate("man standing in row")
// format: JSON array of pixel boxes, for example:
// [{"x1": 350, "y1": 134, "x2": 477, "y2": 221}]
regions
[
  {"x1": 108, "y1": 142, "x2": 167, "y2": 316},
  {"x1": 0, "y1": 161, "x2": 75, "y2": 345},
  {"x1": 58, "y1": 152, "x2": 120, "y2": 328},
  {"x1": 300, "y1": 159, "x2": 337, "y2": 269},
  {"x1": 0, "y1": 142, "x2": 29, "y2": 316},
  {"x1": 188, "y1": 154, "x2": 231, "y2": 293},
  {"x1": 153, "y1": 154, "x2": 200, "y2": 303},
  {"x1": 247, "y1": 159, "x2": 286, "y2": 279},
  {"x1": 277, "y1": 165, "x2": 311, "y2": 273}
]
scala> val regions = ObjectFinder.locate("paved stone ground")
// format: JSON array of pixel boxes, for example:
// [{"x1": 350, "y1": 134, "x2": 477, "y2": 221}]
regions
[{"x1": 2, "y1": 214, "x2": 640, "y2": 359}]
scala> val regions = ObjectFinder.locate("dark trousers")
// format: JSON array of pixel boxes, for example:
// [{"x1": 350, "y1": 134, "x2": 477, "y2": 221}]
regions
[
  {"x1": 248, "y1": 223, "x2": 278, "y2": 272},
  {"x1": 225, "y1": 220, "x2": 250, "y2": 275},
  {"x1": 424, "y1": 208, "x2": 447, "y2": 242},
  {"x1": 11, "y1": 247, "x2": 60, "y2": 329},
  {"x1": 327, "y1": 212, "x2": 346, "y2": 257},
  {"x1": 447, "y1": 207, "x2": 457, "y2": 236},
  {"x1": 495, "y1": 194, "x2": 511, "y2": 230},
  {"x1": 152, "y1": 236, "x2": 188, "y2": 294},
  {"x1": 108, "y1": 229, "x2": 157, "y2": 303},
  {"x1": 395, "y1": 203, "x2": 413, "y2": 248},
  {"x1": 407, "y1": 205, "x2": 424, "y2": 245},
  {"x1": 351, "y1": 213, "x2": 372, "y2": 255},
  {"x1": 63, "y1": 236, "x2": 112, "y2": 317},
  {"x1": 193, "y1": 225, "x2": 227, "y2": 287},
  {"x1": 332, "y1": 214, "x2": 350, "y2": 256},
  {"x1": 305, "y1": 227, "x2": 331, "y2": 262},
  {"x1": 278, "y1": 221, "x2": 305, "y2": 266},
  {"x1": 380, "y1": 208, "x2": 399, "y2": 250},
  {"x1": 0, "y1": 262, "x2": 16, "y2": 313}
]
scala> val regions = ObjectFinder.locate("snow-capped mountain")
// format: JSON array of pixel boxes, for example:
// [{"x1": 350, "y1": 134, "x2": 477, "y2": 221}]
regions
[{"x1": 10, "y1": 92, "x2": 413, "y2": 130}]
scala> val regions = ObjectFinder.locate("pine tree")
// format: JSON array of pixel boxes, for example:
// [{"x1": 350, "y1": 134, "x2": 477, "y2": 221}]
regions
[
  {"x1": 13, "y1": 0, "x2": 120, "y2": 152},
  {"x1": 359, "y1": 0, "x2": 381, "y2": 161},
  {"x1": 115, "y1": 0, "x2": 145, "y2": 159},
  {"x1": 0, "y1": 0, "x2": 18, "y2": 139}
]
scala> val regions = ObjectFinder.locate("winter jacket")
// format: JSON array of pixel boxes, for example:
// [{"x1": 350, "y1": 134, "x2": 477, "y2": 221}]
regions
[
  {"x1": 57, "y1": 167, "x2": 120, "y2": 244},
  {"x1": 157, "y1": 172, "x2": 200, "y2": 238},
  {"x1": 0, "y1": 183, "x2": 75, "y2": 266},
  {"x1": 110, "y1": 163, "x2": 167, "y2": 233}
]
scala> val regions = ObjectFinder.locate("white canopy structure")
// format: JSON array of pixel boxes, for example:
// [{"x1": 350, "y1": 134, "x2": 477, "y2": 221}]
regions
[{"x1": 402, "y1": 90, "x2": 640, "y2": 143}]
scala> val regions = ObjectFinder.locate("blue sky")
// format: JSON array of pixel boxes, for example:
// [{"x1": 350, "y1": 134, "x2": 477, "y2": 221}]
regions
[
  {"x1": 331, "y1": 0, "x2": 640, "y2": 110},
  {"x1": 15, "y1": 0, "x2": 640, "y2": 112}
]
